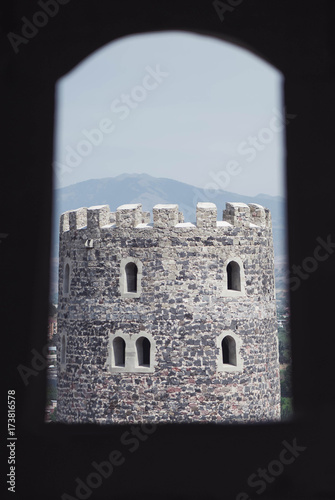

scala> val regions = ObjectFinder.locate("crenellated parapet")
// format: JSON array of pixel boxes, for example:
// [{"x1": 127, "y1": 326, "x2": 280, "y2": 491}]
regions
[{"x1": 59, "y1": 201, "x2": 272, "y2": 234}]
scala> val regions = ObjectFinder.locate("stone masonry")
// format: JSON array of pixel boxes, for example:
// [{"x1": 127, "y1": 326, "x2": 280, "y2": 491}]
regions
[{"x1": 57, "y1": 201, "x2": 281, "y2": 424}]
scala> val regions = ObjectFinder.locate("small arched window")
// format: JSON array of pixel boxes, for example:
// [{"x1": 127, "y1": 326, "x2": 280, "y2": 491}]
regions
[
  {"x1": 136, "y1": 337, "x2": 151, "y2": 367},
  {"x1": 221, "y1": 335, "x2": 237, "y2": 366},
  {"x1": 227, "y1": 261, "x2": 241, "y2": 291},
  {"x1": 64, "y1": 263, "x2": 70, "y2": 294},
  {"x1": 61, "y1": 336, "x2": 66, "y2": 365},
  {"x1": 125, "y1": 262, "x2": 138, "y2": 293},
  {"x1": 113, "y1": 337, "x2": 125, "y2": 367}
]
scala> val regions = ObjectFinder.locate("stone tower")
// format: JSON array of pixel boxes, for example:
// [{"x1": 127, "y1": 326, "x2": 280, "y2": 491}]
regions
[{"x1": 56, "y1": 201, "x2": 281, "y2": 423}]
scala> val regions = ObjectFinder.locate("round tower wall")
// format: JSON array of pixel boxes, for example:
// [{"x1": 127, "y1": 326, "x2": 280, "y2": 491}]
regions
[{"x1": 57, "y1": 202, "x2": 281, "y2": 424}]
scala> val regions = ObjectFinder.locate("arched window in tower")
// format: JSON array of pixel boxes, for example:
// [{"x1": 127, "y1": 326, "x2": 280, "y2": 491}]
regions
[
  {"x1": 227, "y1": 261, "x2": 241, "y2": 291},
  {"x1": 64, "y1": 263, "x2": 70, "y2": 294},
  {"x1": 120, "y1": 258, "x2": 142, "y2": 298},
  {"x1": 221, "y1": 335, "x2": 237, "y2": 366},
  {"x1": 136, "y1": 337, "x2": 151, "y2": 367},
  {"x1": 61, "y1": 335, "x2": 66, "y2": 365},
  {"x1": 113, "y1": 337, "x2": 125, "y2": 367},
  {"x1": 125, "y1": 262, "x2": 138, "y2": 293}
]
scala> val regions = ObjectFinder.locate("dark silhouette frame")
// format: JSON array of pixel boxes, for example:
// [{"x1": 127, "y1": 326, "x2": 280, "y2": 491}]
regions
[{"x1": 2, "y1": 1, "x2": 334, "y2": 498}]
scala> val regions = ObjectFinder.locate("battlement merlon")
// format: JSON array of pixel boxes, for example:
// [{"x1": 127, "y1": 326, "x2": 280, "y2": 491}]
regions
[
  {"x1": 116, "y1": 203, "x2": 143, "y2": 228},
  {"x1": 153, "y1": 204, "x2": 179, "y2": 228},
  {"x1": 196, "y1": 202, "x2": 217, "y2": 228},
  {"x1": 59, "y1": 201, "x2": 272, "y2": 234},
  {"x1": 87, "y1": 205, "x2": 110, "y2": 230},
  {"x1": 60, "y1": 211, "x2": 70, "y2": 233},
  {"x1": 69, "y1": 207, "x2": 88, "y2": 230},
  {"x1": 222, "y1": 202, "x2": 271, "y2": 228},
  {"x1": 222, "y1": 202, "x2": 250, "y2": 227}
]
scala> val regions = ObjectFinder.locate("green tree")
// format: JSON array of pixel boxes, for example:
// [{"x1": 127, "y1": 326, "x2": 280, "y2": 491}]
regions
[
  {"x1": 49, "y1": 408, "x2": 57, "y2": 423},
  {"x1": 280, "y1": 364, "x2": 292, "y2": 398},
  {"x1": 281, "y1": 397, "x2": 293, "y2": 420},
  {"x1": 46, "y1": 382, "x2": 57, "y2": 405}
]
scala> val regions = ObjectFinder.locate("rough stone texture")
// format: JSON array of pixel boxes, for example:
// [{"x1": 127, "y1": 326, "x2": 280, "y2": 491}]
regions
[
  {"x1": 57, "y1": 201, "x2": 281, "y2": 424},
  {"x1": 153, "y1": 204, "x2": 179, "y2": 228},
  {"x1": 116, "y1": 204, "x2": 142, "y2": 228},
  {"x1": 196, "y1": 202, "x2": 217, "y2": 229}
]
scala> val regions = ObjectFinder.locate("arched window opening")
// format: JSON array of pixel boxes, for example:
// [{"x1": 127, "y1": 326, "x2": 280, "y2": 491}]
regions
[
  {"x1": 221, "y1": 336, "x2": 237, "y2": 366},
  {"x1": 64, "y1": 263, "x2": 70, "y2": 294},
  {"x1": 136, "y1": 337, "x2": 151, "y2": 367},
  {"x1": 125, "y1": 262, "x2": 138, "y2": 293},
  {"x1": 227, "y1": 261, "x2": 241, "y2": 291},
  {"x1": 113, "y1": 337, "x2": 125, "y2": 367},
  {"x1": 61, "y1": 336, "x2": 66, "y2": 364}
]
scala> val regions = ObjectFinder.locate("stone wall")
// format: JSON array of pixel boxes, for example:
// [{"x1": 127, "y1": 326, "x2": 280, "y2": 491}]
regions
[{"x1": 57, "y1": 202, "x2": 281, "y2": 424}]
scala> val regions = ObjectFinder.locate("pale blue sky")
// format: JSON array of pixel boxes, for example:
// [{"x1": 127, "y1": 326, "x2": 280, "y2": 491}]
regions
[{"x1": 53, "y1": 31, "x2": 285, "y2": 197}]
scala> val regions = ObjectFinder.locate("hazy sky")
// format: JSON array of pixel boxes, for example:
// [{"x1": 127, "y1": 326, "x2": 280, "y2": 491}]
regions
[{"x1": 53, "y1": 31, "x2": 285, "y2": 197}]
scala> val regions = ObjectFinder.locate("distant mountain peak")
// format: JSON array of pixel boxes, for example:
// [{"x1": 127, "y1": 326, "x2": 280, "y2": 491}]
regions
[{"x1": 114, "y1": 172, "x2": 151, "y2": 180}]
